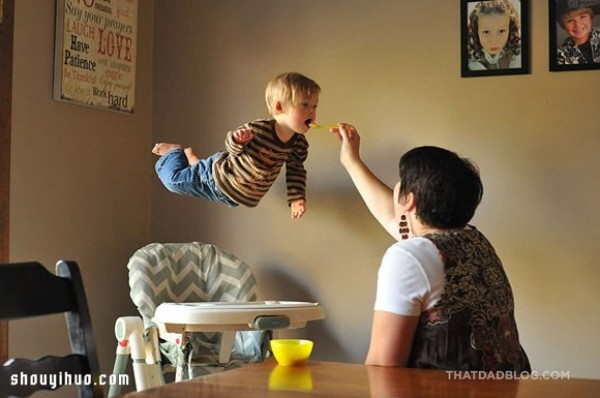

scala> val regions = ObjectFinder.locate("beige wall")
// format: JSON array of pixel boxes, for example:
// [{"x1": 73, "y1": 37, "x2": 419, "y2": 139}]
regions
[
  {"x1": 9, "y1": 0, "x2": 154, "y2": 394},
  {"x1": 152, "y1": 0, "x2": 600, "y2": 379},
  {"x1": 7, "y1": 1, "x2": 599, "y2": 394}
]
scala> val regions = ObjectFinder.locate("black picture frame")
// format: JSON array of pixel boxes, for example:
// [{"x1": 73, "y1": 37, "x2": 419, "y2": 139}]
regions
[
  {"x1": 461, "y1": 0, "x2": 530, "y2": 77},
  {"x1": 549, "y1": 0, "x2": 600, "y2": 71}
]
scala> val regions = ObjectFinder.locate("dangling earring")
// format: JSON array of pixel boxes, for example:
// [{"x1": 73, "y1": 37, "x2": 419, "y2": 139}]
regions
[{"x1": 399, "y1": 214, "x2": 410, "y2": 240}]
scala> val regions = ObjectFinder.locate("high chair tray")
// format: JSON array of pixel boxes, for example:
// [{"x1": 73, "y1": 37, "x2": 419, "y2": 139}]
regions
[{"x1": 153, "y1": 301, "x2": 325, "y2": 332}]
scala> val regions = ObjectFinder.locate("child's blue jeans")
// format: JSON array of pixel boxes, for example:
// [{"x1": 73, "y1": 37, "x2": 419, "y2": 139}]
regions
[{"x1": 155, "y1": 149, "x2": 238, "y2": 207}]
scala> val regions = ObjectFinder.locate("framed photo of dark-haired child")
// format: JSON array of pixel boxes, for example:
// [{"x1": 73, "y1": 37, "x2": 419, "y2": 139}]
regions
[
  {"x1": 549, "y1": 0, "x2": 600, "y2": 71},
  {"x1": 461, "y1": 0, "x2": 530, "y2": 77}
]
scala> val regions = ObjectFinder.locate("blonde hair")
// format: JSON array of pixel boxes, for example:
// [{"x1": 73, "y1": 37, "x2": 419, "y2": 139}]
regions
[
  {"x1": 559, "y1": 8, "x2": 594, "y2": 29},
  {"x1": 265, "y1": 72, "x2": 321, "y2": 116}
]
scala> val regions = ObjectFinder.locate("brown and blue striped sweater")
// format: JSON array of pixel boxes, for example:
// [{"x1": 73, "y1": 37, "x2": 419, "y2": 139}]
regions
[{"x1": 212, "y1": 119, "x2": 308, "y2": 207}]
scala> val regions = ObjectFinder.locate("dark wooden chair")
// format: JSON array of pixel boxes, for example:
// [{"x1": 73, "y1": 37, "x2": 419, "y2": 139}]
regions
[{"x1": 0, "y1": 260, "x2": 103, "y2": 398}]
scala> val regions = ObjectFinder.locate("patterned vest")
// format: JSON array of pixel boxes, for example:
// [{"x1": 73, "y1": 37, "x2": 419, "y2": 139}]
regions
[{"x1": 407, "y1": 227, "x2": 531, "y2": 372}]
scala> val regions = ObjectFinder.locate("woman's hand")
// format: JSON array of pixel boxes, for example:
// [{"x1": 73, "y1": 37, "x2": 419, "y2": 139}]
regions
[{"x1": 331, "y1": 123, "x2": 361, "y2": 170}]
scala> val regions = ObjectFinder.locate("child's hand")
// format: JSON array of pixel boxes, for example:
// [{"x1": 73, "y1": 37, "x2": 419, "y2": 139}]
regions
[
  {"x1": 291, "y1": 199, "x2": 306, "y2": 219},
  {"x1": 233, "y1": 128, "x2": 254, "y2": 144}
]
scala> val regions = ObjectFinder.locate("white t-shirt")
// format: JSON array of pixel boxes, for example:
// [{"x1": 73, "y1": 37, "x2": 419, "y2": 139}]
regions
[{"x1": 373, "y1": 237, "x2": 445, "y2": 316}]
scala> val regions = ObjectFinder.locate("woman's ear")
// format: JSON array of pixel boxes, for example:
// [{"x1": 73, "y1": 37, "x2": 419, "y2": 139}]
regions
[
  {"x1": 398, "y1": 191, "x2": 416, "y2": 212},
  {"x1": 394, "y1": 182, "x2": 415, "y2": 212},
  {"x1": 393, "y1": 182, "x2": 402, "y2": 205}
]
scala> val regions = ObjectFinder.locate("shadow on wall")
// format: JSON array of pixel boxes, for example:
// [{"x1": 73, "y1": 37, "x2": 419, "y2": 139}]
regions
[{"x1": 258, "y1": 262, "x2": 348, "y2": 362}]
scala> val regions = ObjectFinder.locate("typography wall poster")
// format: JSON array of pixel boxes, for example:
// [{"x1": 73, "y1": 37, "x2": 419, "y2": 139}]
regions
[{"x1": 53, "y1": 0, "x2": 138, "y2": 114}]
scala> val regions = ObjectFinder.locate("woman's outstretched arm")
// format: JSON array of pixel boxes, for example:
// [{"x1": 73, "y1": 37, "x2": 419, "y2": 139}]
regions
[{"x1": 332, "y1": 124, "x2": 401, "y2": 241}]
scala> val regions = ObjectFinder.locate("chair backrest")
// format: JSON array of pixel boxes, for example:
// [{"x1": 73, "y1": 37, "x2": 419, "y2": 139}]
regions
[
  {"x1": 127, "y1": 242, "x2": 267, "y2": 369},
  {"x1": 0, "y1": 260, "x2": 102, "y2": 398},
  {"x1": 128, "y1": 242, "x2": 258, "y2": 323}
]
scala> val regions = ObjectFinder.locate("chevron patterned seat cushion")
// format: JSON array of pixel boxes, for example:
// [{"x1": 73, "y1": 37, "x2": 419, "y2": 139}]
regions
[
  {"x1": 128, "y1": 242, "x2": 258, "y2": 320},
  {"x1": 127, "y1": 242, "x2": 266, "y2": 375}
]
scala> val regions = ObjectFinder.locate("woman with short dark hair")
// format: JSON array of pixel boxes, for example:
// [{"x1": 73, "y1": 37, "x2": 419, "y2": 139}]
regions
[{"x1": 331, "y1": 124, "x2": 531, "y2": 372}]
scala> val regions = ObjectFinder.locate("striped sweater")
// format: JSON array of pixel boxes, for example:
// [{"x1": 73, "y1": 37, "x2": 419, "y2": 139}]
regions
[{"x1": 212, "y1": 119, "x2": 308, "y2": 207}]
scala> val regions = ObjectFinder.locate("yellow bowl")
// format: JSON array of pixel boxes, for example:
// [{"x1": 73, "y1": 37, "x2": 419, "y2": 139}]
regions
[{"x1": 270, "y1": 339, "x2": 314, "y2": 366}]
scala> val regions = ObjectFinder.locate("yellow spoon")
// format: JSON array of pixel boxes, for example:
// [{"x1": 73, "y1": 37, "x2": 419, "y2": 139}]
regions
[{"x1": 308, "y1": 122, "x2": 339, "y2": 129}]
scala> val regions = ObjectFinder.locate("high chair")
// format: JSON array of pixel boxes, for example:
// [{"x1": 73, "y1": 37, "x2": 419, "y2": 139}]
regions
[{"x1": 108, "y1": 242, "x2": 324, "y2": 397}]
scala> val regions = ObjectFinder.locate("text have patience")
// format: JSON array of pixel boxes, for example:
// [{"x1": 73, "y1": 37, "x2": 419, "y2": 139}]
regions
[{"x1": 64, "y1": 35, "x2": 96, "y2": 71}]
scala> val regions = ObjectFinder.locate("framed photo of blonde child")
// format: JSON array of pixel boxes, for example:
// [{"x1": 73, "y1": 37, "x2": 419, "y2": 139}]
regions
[
  {"x1": 461, "y1": 0, "x2": 530, "y2": 77},
  {"x1": 549, "y1": 0, "x2": 600, "y2": 71}
]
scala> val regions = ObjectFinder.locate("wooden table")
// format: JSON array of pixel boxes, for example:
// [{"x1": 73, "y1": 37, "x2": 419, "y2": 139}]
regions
[{"x1": 116, "y1": 360, "x2": 600, "y2": 397}]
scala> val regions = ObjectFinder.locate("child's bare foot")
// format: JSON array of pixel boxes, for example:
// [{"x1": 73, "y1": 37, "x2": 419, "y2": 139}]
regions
[
  {"x1": 152, "y1": 143, "x2": 183, "y2": 156},
  {"x1": 184, "y1": 147, "x2": 200, "y2": 166}
]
